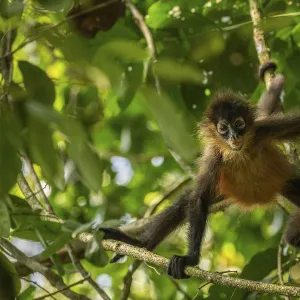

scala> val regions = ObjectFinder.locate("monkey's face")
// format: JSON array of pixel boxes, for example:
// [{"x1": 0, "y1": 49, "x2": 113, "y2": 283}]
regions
[{"x1": 216, "y1": 117, "x2": 247, "y2": 151}]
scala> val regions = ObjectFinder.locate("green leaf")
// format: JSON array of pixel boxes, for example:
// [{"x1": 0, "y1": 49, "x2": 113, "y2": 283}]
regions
[
  {"x1": 0, "y1": 114, "x2": 21, "y2": 196},
  {"x1": 208, "y1": 248, "x2": 280, "y2": 300},
  {"x1": 18, "y1": 61, "x2": 55, "y2": 106},
  {"x1": 92, "y1": 53, "x2": 125, "y2": 96},
  {"x1": 139, "y1": 86, "x2": 197, "y2": 163},
  {"x1": 17, "y1": 285, "x2": 35, "y2": 300},
  {"x1": 0, "y1": 251, "x2": 21, "y2": 298},
  {"x1": 39, "y1": 232, "x2": 72, "y2": 260},
  {"x1": 99, "y1": 40, "x2": 149, "y2": 63},
  {"x1": 72, "y1": 221, "x2": 95, "y2": 237},
  {"x1": 147, "y1": 1, "x2": 174, "y2": 29},
  {"x1": 0, "y1": 0, "x2": 23, "y2": 18},
  {"x1": 11, "y1": 220, "x2": 63, "y2": 241},
  {"x1": 62, "y1": 220, "x2": 82, "y2": 233},
  {"x1": 35, "y1": 0, "x2": 72, "y2": 11},
  {"x1": 26, "y1": 102, "x2": 102, "y2": 190},
  {"x1": 68, "y1": 142, "x2": 103, "y2": 191},
  {"x1": 28, "y1": 116, "x2": 64, "y2": 190},
  {"x1": 0, "y1": 201, "x2": 10, "y2": 238},
  {"x1": 118, "y1": 63, "x2": 143, "y2": 110},
  {"x1": 61, "y1": 34, "x2": 92, "y2": 62},
  {"x1": 85, "y1": 232, "x2": 109, "y2": 267},
  {"x1": 153, "y1": 58, "x2": 203, "y2": 84}
]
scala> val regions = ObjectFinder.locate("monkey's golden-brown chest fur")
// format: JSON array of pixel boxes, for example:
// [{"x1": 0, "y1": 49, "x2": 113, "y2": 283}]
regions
[{"x1": 218, "y1": 144, "x2": 292, "y2": 207}]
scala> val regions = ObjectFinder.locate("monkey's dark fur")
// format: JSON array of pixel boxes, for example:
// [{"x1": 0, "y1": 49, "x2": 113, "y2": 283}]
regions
[{"x1": 101, "y1": 62, "x2": 300, "y2": 279}]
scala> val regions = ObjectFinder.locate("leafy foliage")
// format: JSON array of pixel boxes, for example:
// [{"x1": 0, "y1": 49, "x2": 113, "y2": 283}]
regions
[{"x1": 0, "y1": 0, "x2": 300, "y2": 299}]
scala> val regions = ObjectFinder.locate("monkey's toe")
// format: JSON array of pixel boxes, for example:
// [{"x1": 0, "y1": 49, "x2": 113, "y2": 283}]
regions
[
  {"x1": 168, "y1": 255, "x2": 190, "y2": 279},
  {"x1": 110, "y1": 254, "x2": 124, "y2": 263},
  {"x1": 167, "y1": 255, "x2": 199, "y2": 279}
]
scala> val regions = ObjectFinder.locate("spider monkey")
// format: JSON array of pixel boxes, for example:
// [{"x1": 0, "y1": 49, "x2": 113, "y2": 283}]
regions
[{"x1": 100, "y1": 61, "x2": 300, "y2": 279}]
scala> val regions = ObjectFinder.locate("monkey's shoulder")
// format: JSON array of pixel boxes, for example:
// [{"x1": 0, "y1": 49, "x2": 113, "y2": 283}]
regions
[{"x1": 218, "y1": 144, "x2": 291, "y2": 206}]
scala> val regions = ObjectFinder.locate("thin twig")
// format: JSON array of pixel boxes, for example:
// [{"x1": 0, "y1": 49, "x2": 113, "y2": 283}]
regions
[
  {"x1": 23, "y1": 155, "x2": 54, "y2": 213},
  {"x1": 120, "y1": 260, "x2": 141, "y2": 300},
  {"x1": 170, "y1": 278, "x2": 192, "y2": 300},
  {"x1": 124, "y1": 0, "x2": 161, "y2": 93},
  {"x1": 17, "y1": 172, "x2": 45, "y2": 211},
  {"x1": 144, "y1": 176, "x2": 192, "y2": 217},
  {"x1": 34, "y1": 276, "x2": 91, "y2": 300},
  {"x1": 277, "y1": 235, "x2": 290, "y2": 300},
  {"x1": 66, "y1": 245, "x2": 111, "y2": 300},
  {"x1": 197, "y1": 281, "x2": 211, "y2": 291},
  {"x1": 21, "y1": 277, "x2": 57, "y2": 300},
  {"x1": 102, "y1": 239, "x2": 300, "y2": 297},
  {"x1": 0, "y1": 238, "x2": 91, "y2": 300}
]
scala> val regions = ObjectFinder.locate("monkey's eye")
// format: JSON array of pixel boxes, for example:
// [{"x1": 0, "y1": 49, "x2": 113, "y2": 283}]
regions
[
  {"x1": 234, "y1": 118, "x2": 245, "y2": 129},
  {"x1": 217, "y1": 123, "x2": 228, "y2": 134}
]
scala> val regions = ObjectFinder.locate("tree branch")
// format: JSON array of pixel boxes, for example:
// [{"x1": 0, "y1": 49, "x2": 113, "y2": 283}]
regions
[
  {"x1": 124, "y1": 0, "x2": 160, "y2": 92},
  {"x1": 249, "y1": 0, "x2": 274, "y2": 88},
  {"x1": 23, "y1": 155, "x2": 54, "y2": 213},
  {"x1": 0, "y1": 238, "x2": 91, "y2": 300},
  {"x1": 34, "y1": 276, "x2": 91, "y2": 300},
  {"x1": 66, "y1": 245, "x2": 111, "y2": 300},
  {"x1": 144, "y1": 176, "x2": 192, "y2": 218},
  {"x1": 102, "y1": 239, "x2": 300, "y2": 298}
]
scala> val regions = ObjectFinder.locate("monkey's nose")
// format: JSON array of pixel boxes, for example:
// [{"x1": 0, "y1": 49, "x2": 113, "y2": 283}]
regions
[{"x1": 229, "y1": 137, "x2": 243, "y2": 150}]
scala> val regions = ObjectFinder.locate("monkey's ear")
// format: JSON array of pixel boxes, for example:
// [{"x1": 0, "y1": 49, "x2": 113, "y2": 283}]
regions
[{"x1": 258, "y1": 61, "x2": 277, "y2": 82}]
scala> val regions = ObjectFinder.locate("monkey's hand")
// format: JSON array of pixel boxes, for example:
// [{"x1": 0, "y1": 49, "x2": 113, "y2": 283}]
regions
[
  {"x1": 167, "y1": 254, "x2": 199, "y2": 279},
  {"x1": 99, "y1": 228, "x2": 143, "y2": 263}
]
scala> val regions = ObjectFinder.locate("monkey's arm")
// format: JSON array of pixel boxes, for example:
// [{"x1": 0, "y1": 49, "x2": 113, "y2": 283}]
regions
[
  {"x1": 257, "y1": 61, "x2": 285, "y2": 117},
  {"x1": 254, "y1": 113, "x2": 300, "y2": 142},
  {"x1": 167, "y1": 151, "x2": 221, "y2": 279}
]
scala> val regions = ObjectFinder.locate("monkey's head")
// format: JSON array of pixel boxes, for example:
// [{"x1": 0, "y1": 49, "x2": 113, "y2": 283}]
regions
[{"x1": 205, "y1": 90, "x2": 255, "y2": 151}]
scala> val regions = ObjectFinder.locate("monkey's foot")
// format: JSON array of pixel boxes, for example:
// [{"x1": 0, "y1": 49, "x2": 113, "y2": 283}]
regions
[{"x1": 167, "y1": 255, "x2": 198, "y2": 279}]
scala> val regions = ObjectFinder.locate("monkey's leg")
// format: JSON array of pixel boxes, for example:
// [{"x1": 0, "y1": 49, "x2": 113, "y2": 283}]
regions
[
  {"x1": 281, "y1": 176, "x2": 300, "y2": 247},
  {"x1": 100, "y1": 190, "x2": 190, "y2": 262},
  {"x1": 257, "y1": 61, "x2": 285, "y2": 117},
  {"x1": 167, "y1": 191, "x2": 212, "y2": 279}
]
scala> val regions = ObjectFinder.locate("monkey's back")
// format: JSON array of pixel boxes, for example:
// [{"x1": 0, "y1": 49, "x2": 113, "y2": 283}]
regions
[{"x1": 218, "y1": 144, "x2": 292, "y2": 207}]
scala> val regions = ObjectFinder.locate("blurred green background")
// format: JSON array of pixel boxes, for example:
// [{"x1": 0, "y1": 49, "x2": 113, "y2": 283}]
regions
[{"x1": 1, "y1": 0, "x2": 300, "y2": 299}]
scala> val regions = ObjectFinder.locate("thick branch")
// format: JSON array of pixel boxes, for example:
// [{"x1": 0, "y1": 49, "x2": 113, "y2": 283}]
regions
[
  {"x1": 14, "y1": 199, "x2": 233, "y2": 277},
  {"x1": 102, "y1": 239, "x2": 300, "y2": 298},
  {"x1": 0, "y1": 238, "x2": 90, "y2": 300},
  {"x1": 249, "y1": 0, "x2": 273, "y2": 87}
]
